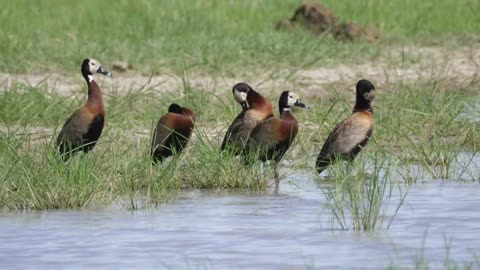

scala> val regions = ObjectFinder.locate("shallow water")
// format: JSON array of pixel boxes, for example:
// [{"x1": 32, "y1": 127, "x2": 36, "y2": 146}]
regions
[{"x1": 1, "y1": 169, "x2": 480, "y2": 270}]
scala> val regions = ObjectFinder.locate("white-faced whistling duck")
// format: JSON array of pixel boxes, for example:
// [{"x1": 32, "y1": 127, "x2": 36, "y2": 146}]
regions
[
  {"x1": 56, "y1": 58, "x2": 112, "y2": 161},
  {"x1": 151, "y1": 103, "x2": 195, "y2": 164},
  {"x1": 244, "y1": 91, "x2": 308, "y2": 180},
  {"x1": 220, "y1": 82, "x2": 273, "y2": 155},
  {"x1": 316, "y1": 79, "x2": 375, "y2": 174}
]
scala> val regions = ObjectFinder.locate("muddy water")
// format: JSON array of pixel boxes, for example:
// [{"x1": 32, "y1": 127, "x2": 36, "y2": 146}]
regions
[{"x1": 1, "y1": 155, "x2": 480, "y2": 269}]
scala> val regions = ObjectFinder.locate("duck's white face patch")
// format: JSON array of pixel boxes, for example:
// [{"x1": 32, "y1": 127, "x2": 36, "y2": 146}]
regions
[
  {"x1": 87, "y1": 75, "x2": 94, "y2": 82},
  {"x1": 88, "y1": 58, "x2": 101, "y2": 75},
  {"x1": 363, "y1": 90, "x2": 375, "y2": 101},
  {"x1": 286, "y1": 92, "x2": 300, "y2": 107},
  {"x1": 233, "y1": 89, "x2": 248, "y2": 104}
]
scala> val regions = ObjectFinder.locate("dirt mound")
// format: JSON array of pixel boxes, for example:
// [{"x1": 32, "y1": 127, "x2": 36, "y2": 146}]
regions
[
  {"x1": 290, "y1": 2, "x2": 338, "y2": 34},
  {"x1": 112, "y1": 61, "x2": 134, "y2": 73},
  {"x1": 332, "y1": 22, "x2": 379, "y2": 42},
  {"x1": 275, "y1": 2, "x2": 379, "y2": 42}
]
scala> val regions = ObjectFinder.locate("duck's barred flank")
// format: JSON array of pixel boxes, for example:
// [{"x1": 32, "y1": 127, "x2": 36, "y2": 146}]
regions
[{"x1": 316, "y1": 79, "x2": 375, "y2": 174}]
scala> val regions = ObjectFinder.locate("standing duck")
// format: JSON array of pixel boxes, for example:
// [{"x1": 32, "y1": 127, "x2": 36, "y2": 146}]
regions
[
  {"x1": 244, "y1": 91, "x2": 308, "y2": 180},
  {"x1": 316, "y1": 79, "x2": 376, "y2": 174},
  {"x1": 56, "y1": 58, "x2": 112, "y2": 161},
  {"x1": 220, "y1": 83, "x2": 273, "y2": 155},
  {"x1": 151, "y1": 103, "x2": 195, "y2": 164}
]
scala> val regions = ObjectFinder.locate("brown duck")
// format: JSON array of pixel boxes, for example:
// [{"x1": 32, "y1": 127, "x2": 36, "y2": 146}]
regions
[
  {"x1": 244, "y1": 91, "x2": 308, "y2": 179},
  {"x1": 316, "y1": 79, "x2": 375, "y2": 174},
  {"x1": 56, "y1": 58, "x2": 111, "y2": 161},
  {"x1": 151, "y1": 103, "x2": 195, "y2": 164},
  {"x1": 221, "y1": 83, "x2": 273, "y2": 155}
]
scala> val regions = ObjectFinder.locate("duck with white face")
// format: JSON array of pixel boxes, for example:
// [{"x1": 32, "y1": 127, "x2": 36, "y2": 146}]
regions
[
  {"x1": 316, "y1": 79, "x2": 376, "y2": 174},
  {"x1": 280, "y1": 91, "x2": 309, "y2": 114},
  {"x1": 220, "y1": 83, "x2": 274, "y2": 155},
  {"x1": 82, "y1": 58, "x2": 112, "y2": 82},
  {"x1": 233, "y1": 83, "x2": 249, "y2": 111},
  {"x1": 56, "y1": 58, "x2": 112, "y2": 161},
  {"x1": 244, "y1": 90, "x2": 309, "y2": 181}
]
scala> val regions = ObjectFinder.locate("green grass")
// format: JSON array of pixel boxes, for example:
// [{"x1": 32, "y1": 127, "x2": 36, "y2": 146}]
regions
[
  {"x1": 1, "y1": 75, "x2": 478, "y2": 211},
  {"x1": 0, "y1": 126, "x2": 271, "y2": 211},
  {"x1": 0, "y1": 0, "x2": 479, "y2": 74},
  {"x1": 318, "y1": 150, "x2": 407, "y2": 231},
  {"x1": 0, "y1": 83, "x2": 81, "y2": 126},
  {"x1": 375, "y1": 81, "x2": 480, "y2": 180}
]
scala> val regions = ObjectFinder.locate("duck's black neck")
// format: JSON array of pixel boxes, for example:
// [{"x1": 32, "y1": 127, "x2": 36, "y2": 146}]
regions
[
  {"x1": 241, "y1": 102, "x2": 248, "y2": 111},
  {"x1": 353, "y1": 95, "x2": 372, "y2": 113},
  {"x1": 279, "y1": 106, "x2": 289, "y2": 116},
  {"x1": 82, "y1": 69, "x2": 92, "y2": 83}
]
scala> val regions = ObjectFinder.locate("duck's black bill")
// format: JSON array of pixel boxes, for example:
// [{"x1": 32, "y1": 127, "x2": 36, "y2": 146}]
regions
[
  {"x1": 97, "y1": 66, "x2": 112, "y2": 77},
  {"x1": 294, "y1": 100, "x2": 309, "y2": 109}
]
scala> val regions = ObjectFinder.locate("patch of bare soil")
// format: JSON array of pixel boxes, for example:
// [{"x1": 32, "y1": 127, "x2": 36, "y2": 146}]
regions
[
  {"x1": 298, "y1": 46, "x2": 479, "y2": 98},
  {"x1": 0, "y1": 46, "x2": 478, "y2": 100},
  {"x1": 275, "y1": 2, "x2": 379, "y2": 42}
]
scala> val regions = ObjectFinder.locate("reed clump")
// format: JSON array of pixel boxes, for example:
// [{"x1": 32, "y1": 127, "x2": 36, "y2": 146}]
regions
[{"x1": 319, "y1": 152, "x2": 406, "y2": 231}]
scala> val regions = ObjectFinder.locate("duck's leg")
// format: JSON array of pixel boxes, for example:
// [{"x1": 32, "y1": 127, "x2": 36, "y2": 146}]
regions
[
  {"x1": 274, "y1": 179, "x2": 280, "y2": 194},
  {"x1": 274, "y1": 162, "x2": 280, "y2": 183}
]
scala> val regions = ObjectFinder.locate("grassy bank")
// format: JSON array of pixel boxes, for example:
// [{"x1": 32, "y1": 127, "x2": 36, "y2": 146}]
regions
[
  {"x1": 0, "y1": 0, "x2": 479, "y2": 74},
  {"x1": 0, "y1": 0, "x2": 479, "y2": 213},
  {"x1": 1, "y1": 75, "x2": 478, "y2": 211},
  {"x1": 0, "y1": 126, "x2": 271, "y2": 211}
]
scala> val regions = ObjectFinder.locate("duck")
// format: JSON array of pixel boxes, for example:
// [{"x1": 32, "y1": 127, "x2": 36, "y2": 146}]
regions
[
  {"x1": 220, "y1": 83, "x2": 249, "y2": 153},
  {"x1": 220, "y1": 83, "x2": 273, "y2": 155},
  {"x1": 316, "y1": 79, "x2": 376, "y2": 174},
  {"x1": 243, "y1": 91, "x2": 308, "y2": 180},
  {"x1": 56, "y1": 58, "x2": 112, "y2": 161},
  {"x1": 151, "y1": 103, "x2": 195, "y2": 164}
]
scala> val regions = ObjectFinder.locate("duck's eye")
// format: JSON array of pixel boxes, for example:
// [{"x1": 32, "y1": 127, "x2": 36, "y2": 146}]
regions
[{"x1": 91, "y1": 63, "x2": 95, "y2": 66}]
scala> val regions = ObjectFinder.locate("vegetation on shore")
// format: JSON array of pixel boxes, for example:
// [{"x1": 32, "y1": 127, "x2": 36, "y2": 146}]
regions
[
  {"x1": 0, "y1": 1, "x2": 478, "y2": 237},
  {"x1": 1, "y1": 76, "x2": 478, "y2": 212}
]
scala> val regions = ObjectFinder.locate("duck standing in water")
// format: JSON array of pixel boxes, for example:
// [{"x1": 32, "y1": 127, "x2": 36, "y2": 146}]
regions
[
  {"x1": 56, "y1": 58, "x2": 112, "y2": 161},
  {"x1": 151, "y1": 103, "x2": 195, "y2": 164},
  {"x1": 316, "y1": 79, "x2": 376, "y2": 174},
  {"x1": 244, "y1": 91, "x2": 308, "y2": 181},
  {"x1": 221, "y1": 83, "x2": 273, "y2": 155}
]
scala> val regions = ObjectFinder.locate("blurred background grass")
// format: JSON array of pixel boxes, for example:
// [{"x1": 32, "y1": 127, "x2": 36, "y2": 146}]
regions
[{"x1": 0, "y1": 0, "x2": 479, "y2": 73}]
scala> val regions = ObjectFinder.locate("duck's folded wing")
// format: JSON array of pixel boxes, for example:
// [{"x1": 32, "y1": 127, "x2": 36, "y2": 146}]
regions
[
  {"x1": 320, "y1": 116, "x2": 372, "y2": 159},
  {"x1": 151, "y1": 116, "x2": 174, "y2": 151},
  {"x1": 247, "y1": 118, "x2": 279, "y2": 151},
  {"x1": 56, "y1": 110, "x2": 92, "y2": 147},
  {"x1": 221, "y1": 111, "x2": 245, "y2": 150}
]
